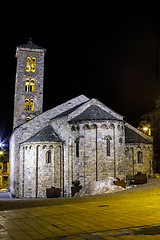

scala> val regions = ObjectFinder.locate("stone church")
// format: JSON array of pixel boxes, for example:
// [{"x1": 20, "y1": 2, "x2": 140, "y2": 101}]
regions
[{"x1": 9, "y1": 41, "x2": 153, "y2": 198}]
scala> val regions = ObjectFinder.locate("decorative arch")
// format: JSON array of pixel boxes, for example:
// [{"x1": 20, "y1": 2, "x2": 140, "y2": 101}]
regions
[
  {"x1": 83, "y1": 124, "x2": 90, "y2": 130},
  {"x1": 109, "y1": 123, "x2": 115, "y2": 129},
  {"x1": 101, "y1": 124, "x2": 108, "y2": 129},
  {"x1": 137, "y1": 146, "x2": 142, "y2": 151},
  {"x1": 104, "y1": 135, "x2": 112, "y2": 140},
  {"x1": 71, "y1": 126, "x2": 76, "y2": 131},
  {"x1": 90, "y1": 124, "x2": 97, "y2": 129}
]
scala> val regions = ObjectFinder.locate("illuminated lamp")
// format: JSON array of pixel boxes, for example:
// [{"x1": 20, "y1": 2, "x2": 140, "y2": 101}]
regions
[
  {"x1": 143, "y1": 127, "x2": 148, "y2": 131},
  {"x1": 0, "y1": 150, "x2": 4, "y2": 155}
]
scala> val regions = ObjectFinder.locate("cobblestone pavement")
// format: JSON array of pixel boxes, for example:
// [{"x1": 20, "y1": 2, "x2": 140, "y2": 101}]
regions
[{"x1": 1, "y1": 179, "x2": 160, "y2": 239}]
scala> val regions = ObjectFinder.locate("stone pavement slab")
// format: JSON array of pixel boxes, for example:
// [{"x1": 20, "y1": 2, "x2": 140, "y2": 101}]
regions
[{"x1": 1, "y1": 182, "x2": 160, "y2": 239}]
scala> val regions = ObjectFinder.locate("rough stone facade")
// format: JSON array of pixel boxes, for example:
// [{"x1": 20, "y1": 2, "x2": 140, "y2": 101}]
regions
[
  {"x1": 13, "y1": 41, "x2": 46, "y2": 129},
  {"x1": 9, "y1": 41, "x2": 153, "y2": 198}
]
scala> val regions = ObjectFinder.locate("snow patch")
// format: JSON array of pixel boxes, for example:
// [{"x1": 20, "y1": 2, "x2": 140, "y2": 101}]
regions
[{"x1": 75, "y1": 177, "x2": 125, "y2": 197}]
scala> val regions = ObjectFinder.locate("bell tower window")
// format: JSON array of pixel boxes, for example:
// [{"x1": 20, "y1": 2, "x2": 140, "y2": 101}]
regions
[
  {"x1": 25, "y1": 79, "x2": 35, "y2": 92},
  {"x1": 25, "y1": 99, "x2": 30, "y2": 111},
  {"x1": 25, "y1": 99, "x2": 34, "y2": 111},
  {"x1": 26, "y1": 116, "x2": 31, "y2": 122},
  {"x1": 26, "y1": 57, "x2": 36, "y2": 72},
  {"x1": 30, "y1": 99, "x2": 34, "y2": 111},
  {"x1": 26, "y1": 57, "x2": 31, "y2": 72},
  {"x1": 25, "y1": 79, "x2": 30, "y2": 92},
  {"x1": 30, "y1": 79, "x2": 35, "y2": 92},
  {"x1": 31, "y1": 57, "x2": 36, "y2": 72}
]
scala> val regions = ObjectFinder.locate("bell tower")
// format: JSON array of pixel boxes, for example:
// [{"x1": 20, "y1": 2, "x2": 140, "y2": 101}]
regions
[{"x1": 13, "y1": 41, "x2": 46, "y2": 129}]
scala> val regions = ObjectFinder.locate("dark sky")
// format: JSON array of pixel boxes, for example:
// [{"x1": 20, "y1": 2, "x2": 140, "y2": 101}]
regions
[{"x1": 1, "y1": 8, "x2": 160, "y2": 145}]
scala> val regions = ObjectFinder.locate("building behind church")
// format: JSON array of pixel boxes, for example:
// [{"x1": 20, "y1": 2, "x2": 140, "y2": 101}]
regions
[
  {"x1": 0, "y1": 149, "x2": 9, "y2": 190},
  {"x1": 9, "y1": 41, "x2": 153, "y2": 198},
  {"x1": 139, "y1": 96, "x2": 160, "y2": 173}
]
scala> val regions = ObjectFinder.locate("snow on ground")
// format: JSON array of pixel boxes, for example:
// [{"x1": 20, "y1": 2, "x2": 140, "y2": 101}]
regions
[{"x1": 75, "y1": 177, "x2": 125, "y2": 197}]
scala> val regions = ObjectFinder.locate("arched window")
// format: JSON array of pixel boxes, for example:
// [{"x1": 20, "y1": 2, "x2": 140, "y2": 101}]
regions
[
  {"x1": 25, "y1": 99, "x2": 30, "y2": 111},
  {"x1": 25, "y1": 79, "x2": 30, "y2": 92},
  {"x1": 26, "y1": 57, "x2": 31, "y2": 71},
  {"x1": 125, "y1": 147, "x2": 129, "y2": 157},
  {"x1": 26, "y1": 116, "x2": 31, "y2": 122},
  {"x1": 25, "y1": 99, "x2": 34, "y2": 111},
  {"x1": 31, "y1": 57, "x2": 36, "y2": 72},
  {"x1": 30, "y1": 79, "x2": 35, "y2": 92},
  {"x1": 46, "y1": 150, "x2": 51, "y2": 163},
  {"x1": 25, "y1": 79, "x2": 35, "y2": 92},
  {"x1": 75, "y1": 138, "x2": 79, "y2": 157},
  {"x1": 137, "y1": 151, "x2": 143, "y2": 164},
  {"x1": 106, "y1": 138, "x2": 110, "y2": 156},
  {"x1": 30, "y1": 99, "x2": 34, "y2": 111}
]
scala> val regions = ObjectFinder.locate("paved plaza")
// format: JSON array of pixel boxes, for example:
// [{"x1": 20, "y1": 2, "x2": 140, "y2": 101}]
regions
[{"x1": 1, "y1": 179, "x2": 160, "y2": 239}]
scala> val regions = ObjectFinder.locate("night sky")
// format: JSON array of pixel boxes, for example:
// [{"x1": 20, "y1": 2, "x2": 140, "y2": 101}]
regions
[{"x1": 1, "y1": 8, "x2": 160, "y2": 146}]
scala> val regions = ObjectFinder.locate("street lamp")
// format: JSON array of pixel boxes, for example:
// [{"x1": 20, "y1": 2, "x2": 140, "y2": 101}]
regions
[{"x1": 0, "y1": 150, "x2": 4, "y2": 156}]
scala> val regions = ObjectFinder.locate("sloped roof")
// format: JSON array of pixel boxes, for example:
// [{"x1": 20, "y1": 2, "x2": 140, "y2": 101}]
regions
[
  {"x1": 125, "y1": 125, "x2": 152, "y2": 144},
  {"x1": 52, "y1": 102, "x2": 87, "y2": 120},
  {"x1": 24, "y1": 125, "x2": 62, "y2": 143},
  {"x1": 18, "y1": 41, "x2": 46, "y2": 51},
  {"x1": 69, "y1": 105, "x2": 118, "y2": 123}
]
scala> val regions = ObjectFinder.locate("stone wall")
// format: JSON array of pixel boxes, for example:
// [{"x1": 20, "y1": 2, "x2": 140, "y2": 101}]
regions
[
  {"x1": 69, "y1": 120, "x2": 126, "y2": 189},
  {"x1": 19, "y1": 142, "x2": 63, "y2": 198},
  {"x1": 125, "y1": 143, "x2": 153, "y2": 178}
]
